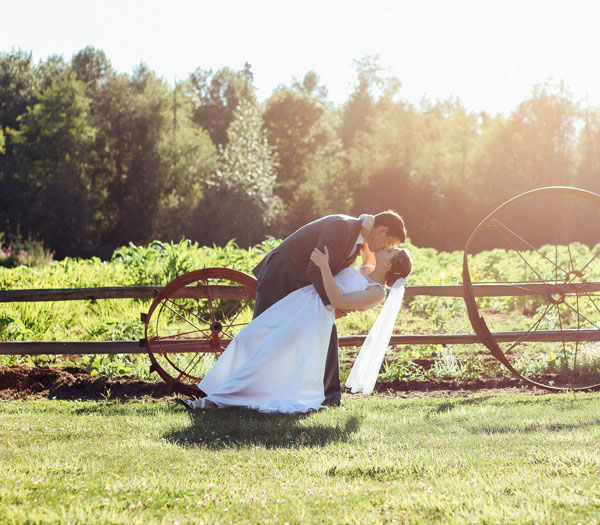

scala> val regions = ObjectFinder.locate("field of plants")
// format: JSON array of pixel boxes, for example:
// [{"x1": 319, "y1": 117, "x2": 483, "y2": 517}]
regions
[{"x1": 1, "y1": 238, "x2": 599, "y2": 387}]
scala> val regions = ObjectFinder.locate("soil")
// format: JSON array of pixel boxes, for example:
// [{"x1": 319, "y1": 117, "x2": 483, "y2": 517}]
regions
[
  {"x1": 0, "y1": 365, "x2": 548, "y2": 401},
  {"x1": 0, "y1": 365, "x2": 173, "y2": 401}
]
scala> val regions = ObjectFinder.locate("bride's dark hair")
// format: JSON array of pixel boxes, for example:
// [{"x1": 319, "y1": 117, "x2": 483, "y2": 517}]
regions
[{"x1": 385, "y1": 249, "x2": 412, "y2": 287}]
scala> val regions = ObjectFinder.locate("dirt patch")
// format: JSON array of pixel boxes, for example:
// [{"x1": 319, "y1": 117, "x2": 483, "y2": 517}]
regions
[
  {"x1": 0, "y1": 365, "x2": 173, "y2": 401},
  {"x1": 369, "y1": 377, "x2": 547, "y2": 398},
  {"x1": 0, "y1": 365, "x2": 550, "y2": 401}
]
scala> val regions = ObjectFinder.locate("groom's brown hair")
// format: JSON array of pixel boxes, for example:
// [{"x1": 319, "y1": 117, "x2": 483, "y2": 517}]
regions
[{"x1": 374, "y1": 210, "x2": 407, "y2": 242}]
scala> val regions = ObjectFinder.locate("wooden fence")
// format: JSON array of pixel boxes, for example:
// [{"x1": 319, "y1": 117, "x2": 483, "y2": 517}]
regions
[{"x1": 2, "y1": 281, "x2": 600, "y2": 356}]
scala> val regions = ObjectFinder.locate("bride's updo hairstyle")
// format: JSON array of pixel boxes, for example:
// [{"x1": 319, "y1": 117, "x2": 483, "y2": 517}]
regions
[{"x1": 385, "y1": 249, "x2": 412, "y2": 287}]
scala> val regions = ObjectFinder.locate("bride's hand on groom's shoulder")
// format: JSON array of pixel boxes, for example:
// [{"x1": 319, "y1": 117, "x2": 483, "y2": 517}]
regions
[{"x1": 310, "y1": 246, "x2": 329, "y2": 269}]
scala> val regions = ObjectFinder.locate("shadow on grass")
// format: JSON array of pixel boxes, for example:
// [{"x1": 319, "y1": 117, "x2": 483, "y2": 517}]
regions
[
  {"x1": 164, "y1": 407, "x2": 362, "y2": 449},
  {"x1": 470, "y1": 417, "x2": 600, "y2": 435},
  {"x1": 431, "y1": 390, "x2": 589, "y2": 414}
]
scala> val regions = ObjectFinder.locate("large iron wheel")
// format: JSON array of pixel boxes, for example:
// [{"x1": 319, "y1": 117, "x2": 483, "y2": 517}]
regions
[
  {"x1": 143, "y1": 268, "x2": 257, "y2": 396},
  {"x1": 463, "y1": 186, "x2": 600, "y2": 391}
]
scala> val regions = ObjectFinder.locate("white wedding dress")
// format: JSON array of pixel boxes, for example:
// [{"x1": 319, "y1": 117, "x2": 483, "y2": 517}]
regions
[{"x1": 198, "y1": 267, "x2": 384, "y2": 413}]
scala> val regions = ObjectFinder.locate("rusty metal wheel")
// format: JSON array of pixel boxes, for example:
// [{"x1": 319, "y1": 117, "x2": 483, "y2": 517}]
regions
[
  {"x1": 142, "y1": 268, "x2": 257, "y2": 396},
  {"x1": 463, "y1": 186, "x2": 600, "y2": 391}
]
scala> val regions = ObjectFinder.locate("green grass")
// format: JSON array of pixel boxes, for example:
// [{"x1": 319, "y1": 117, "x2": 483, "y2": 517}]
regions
[{"x1": 2, "y1": 394, "x2": 600, "y2": 523}]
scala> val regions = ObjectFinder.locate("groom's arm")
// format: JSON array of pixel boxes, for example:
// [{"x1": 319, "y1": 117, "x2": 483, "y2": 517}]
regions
[{"x1": 306, "y1": 220, "x2": 350, "y2": 305}]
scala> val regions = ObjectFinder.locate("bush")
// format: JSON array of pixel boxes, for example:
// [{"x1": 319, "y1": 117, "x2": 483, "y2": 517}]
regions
[{"x1": 0, "y1": 232, "x2": 54, "y2": 268}]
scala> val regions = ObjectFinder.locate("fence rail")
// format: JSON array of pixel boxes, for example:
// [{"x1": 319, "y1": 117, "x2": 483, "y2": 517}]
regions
[
  {"x1": 1, "y1": 282, "x2": 599, "y2": 356},
  {"x1": 2, "y1": 281, "x2": 600, "y2": 303},
  {"x1": 2, "y1": 329, "x2": 600, "y2": 356}
]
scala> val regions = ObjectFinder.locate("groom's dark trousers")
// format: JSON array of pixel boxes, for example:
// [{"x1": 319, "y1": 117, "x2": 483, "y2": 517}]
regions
[{"x1": 252, "y1": 215, "x2": 364, "y2": 406}]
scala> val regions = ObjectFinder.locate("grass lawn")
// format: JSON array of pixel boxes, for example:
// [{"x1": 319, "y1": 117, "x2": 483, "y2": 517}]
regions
[{"x1": 2, "y1": 393, "x2": 600, "y2": 524}]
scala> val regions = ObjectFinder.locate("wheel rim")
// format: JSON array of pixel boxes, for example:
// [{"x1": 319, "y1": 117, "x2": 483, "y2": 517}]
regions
[
  {"x1": 144, "y1": 268, "x2": 257, "y2": 396},
  {"x1": 463, "y1": 186, "x2": 600, "y2": 391}
]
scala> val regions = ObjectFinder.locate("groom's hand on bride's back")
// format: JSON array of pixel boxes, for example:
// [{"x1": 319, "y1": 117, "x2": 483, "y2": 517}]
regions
[{"x1": 335, "y1": 308, "x2": 354, "y2": 319}]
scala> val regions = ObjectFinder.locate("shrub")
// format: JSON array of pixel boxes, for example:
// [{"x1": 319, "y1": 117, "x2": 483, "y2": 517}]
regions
[{"x1": 0, "y1": 232, "x2": 54, "y2": 268}]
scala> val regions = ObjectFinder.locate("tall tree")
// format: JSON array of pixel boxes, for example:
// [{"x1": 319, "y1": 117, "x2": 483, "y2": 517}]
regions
[
  {"x1": 5, "y1": 71, "x2": 97, "y2": 255},
  {"x1": 0, "y1": 50, "x2": 38, "y2": 136},
  {"x1": 152, "y1": 78, "x2": 219, "y2": 241},
  {"x1": 87, "y1": 65, "x2": 204, "y2": 252},
  {"x1": 195, "y1": 101, "x2": 281, "y2": 247},
  {"x1": 187, "y1": 63, "x2": 256, "y2": 146},
  {"x1": 475, "y1": 83, "x2": 579, "y2": 208},
  {"x1": 340, "y1": 55, "x2": 401, "y2": 148},
  {"x1": 71, "y1": 46, "x2": 114, "y2": 100},
  {"x1": 263, "y1": 79, "x2": 348, "y2": 231},
  {"x1": 576, "y1": 107, "x2": 600, "y2": 194},
  {"x1": 345, "y1": 99, "x2": 417, "y2": 219}
]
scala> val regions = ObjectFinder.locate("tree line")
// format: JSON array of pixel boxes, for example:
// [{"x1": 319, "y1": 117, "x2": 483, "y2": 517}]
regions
[{"x1": 1, "y1": 48, "x2": 599, "y2": 259}]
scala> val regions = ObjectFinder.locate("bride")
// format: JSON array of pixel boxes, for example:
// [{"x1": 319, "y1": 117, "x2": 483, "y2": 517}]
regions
[{"x1": 176, "y1": 245, "x2": 412, "y2": 413}]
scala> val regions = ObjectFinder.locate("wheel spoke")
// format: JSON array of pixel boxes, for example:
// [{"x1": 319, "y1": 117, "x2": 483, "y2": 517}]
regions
[
  {"x1": 222, "y1": 295, "x2": 249, "y2": 321},
  {"x1": 572, "y1": 292, "x2": 582, "y2": 388},
  {"x1": 223, "y1": 322, "x2": 252, "y2": 328},
  {"x1": 559, "y1": 298, "x2": 600, "y2": 331},
  {"x1": 203, "y1": 278, "x2": 217, "y2": 322},
  {"x1": 158, "y1": 300, "x2": 207, "y2": 336},
  {"x1": 554, "y1": 233, "x2": 559, "y2": 284},
  {"x1": 578, "y1": 248, "x2": 600, "y2": 277},
  {"x1": 156, "y1": 340, "x2": 210, "y2": 349},
  {"x1": 492, "y1": 218, "x2": 571, "y2": 278},
  {"x1": 554, "y1": 301, "x2": 569, "y2": 370},
  {"x1": 161, "y1": 327, "x2": 212, "y2": 340},
  {"x1": 176, "y1": 351, "x2": 205, "y2": 382},
  {"x1": 581, "y1": 291, "x2": 600, "y2": 318},
  {"x1": 506, "y1": 301, "x2": 553, "y2": 353},
  {"x1": 164, "y1": 296, "x2": 211, "y2": 328},
  {"x1": 221, "y1": 298, "x2": 252, "y2": 334},
  {"x1": 492, "y1": 221, "x2": 548, "y2": 282}
]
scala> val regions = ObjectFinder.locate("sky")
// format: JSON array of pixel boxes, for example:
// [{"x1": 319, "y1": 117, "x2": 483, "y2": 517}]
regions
[{"x1": 2, "y1": 0, "x2": 600, "y2": 115}]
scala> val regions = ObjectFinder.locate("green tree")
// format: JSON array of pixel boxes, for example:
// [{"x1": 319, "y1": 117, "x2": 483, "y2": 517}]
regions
[
  {"x1": 291, "y1": 70, "x2": 329, "y2": 100},
  {"x1": 71, "y1": 47, "x2": 112, "y2": 84},
  {"x1": 263, "y1": 78, "x2": 348, "y2": 231},
  {"x1": 195, "y1": 101, "x2": 281, "y2": 247},
  {"x1": 152, "y1": 79, "x2": 219, "y2": 241},
  {"x1": 0, "y1": 50, "x2": 38, "y2": 132},
  {"x1": 71, "y1": 46, "x2": 114, "y2": 101},
  {"x1": 475, "y1": 83, "x2": 579, "y2": 208},
  {"x1": 577, "y1": 107, "x2": 600, "y2": 194},
  {"x1": 87, "y1": 65, "x2": 216, "y2": 253},
  {"x1": 340, "y1": 56, "x2": 401, "y2": 148},
  {"x1": 6, "y1": 71, "x2": 97, "y2": 255},
  {"x1": 344, "y1": 98, "x2": 418, "y2": 224},
  {"x1": 187, "y1": 63, "x2": 256, "y2": 146}
]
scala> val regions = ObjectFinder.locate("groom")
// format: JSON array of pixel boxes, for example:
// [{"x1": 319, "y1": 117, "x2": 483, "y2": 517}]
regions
[{"x1": 252, "y1": 211, "x2": 407, "y2": 406}]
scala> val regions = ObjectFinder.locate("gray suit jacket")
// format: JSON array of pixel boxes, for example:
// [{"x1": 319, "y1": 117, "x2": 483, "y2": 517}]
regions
[{"x1": 252, "y1": 214, "x2": 363, "y2": 306}]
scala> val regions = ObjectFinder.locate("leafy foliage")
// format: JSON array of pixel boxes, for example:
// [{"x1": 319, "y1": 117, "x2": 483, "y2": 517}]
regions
[
  {"x1": 187, "y1": 63, "x2": 256, "y2": 146},
  {"x1": 1, "y1": 48, "x2": 600, "y2": 261},
  {"x1": 196, "y1": 101, "x2": 282, "y2": 247},
  {"x1": 3, "y1": 238, "x2": 595, "y2": 384}
]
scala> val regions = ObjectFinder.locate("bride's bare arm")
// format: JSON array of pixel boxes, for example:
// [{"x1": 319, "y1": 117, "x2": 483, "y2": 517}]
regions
[{"x1": 310, "y1": 247, "x2": 385, "y2": 311}]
